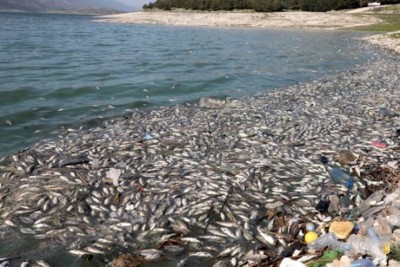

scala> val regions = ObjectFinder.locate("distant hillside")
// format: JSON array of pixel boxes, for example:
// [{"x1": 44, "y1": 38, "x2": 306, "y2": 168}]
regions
[{"x1": 0, "y1": 0, "x2": 134, "y2": 14}]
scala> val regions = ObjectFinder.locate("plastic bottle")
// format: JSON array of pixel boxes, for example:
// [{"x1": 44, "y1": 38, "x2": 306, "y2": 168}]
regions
[
  {"x1": 344, "y1": 234, "x2": 386, "y2": 259},
  {"x1": 357, "y1": 190, "x2": 384, "y2": 214},
  {"x1": 387, "y1": 214, "x2": 400, "y2": 227},
  {"x1": 366, "y1": 228, "x2": 391, "y2": 256},
  {"x1": 350, "y1": 259, "x2": 376, "y2": 267},
  {"x1": 307, "y1": 233, "x2": 346, "y2": 251},
  {"x1": 366, "y1": 228, "x2": 380, "y2": 242},
  {"x1": 384, "y1": 188, "x2": 400, "y2": 205},
  {"x1": 328, "y1": 167, "x2": 354, "y2": 189},
  {"x1": 344, "y1": 235, "x2": 369, "y2": 256}
]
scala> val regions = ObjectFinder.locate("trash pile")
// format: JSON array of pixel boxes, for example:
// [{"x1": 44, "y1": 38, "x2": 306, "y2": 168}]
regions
[{"x1": 279, "y1": 148, "x2": 400, "y2": 267}]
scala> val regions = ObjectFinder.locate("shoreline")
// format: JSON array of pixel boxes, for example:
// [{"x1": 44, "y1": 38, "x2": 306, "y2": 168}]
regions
[
  {"x1": 363, "y1": 30, "x2": 400, "y2": 55},
  {"x1": 97, "y1": 10, "x2": 381, "y2": 30},
  {"x1": 96, "y1": 10, "x2": 400, "y2": 55},
  {"x1": 0, "y1": 53, "x2": 399, "y2": 266}
]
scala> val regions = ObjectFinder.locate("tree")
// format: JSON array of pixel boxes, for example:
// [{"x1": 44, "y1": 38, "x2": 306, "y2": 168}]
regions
[{"x1": 144, "y1": 0, "x2": 400, "y2": 12}]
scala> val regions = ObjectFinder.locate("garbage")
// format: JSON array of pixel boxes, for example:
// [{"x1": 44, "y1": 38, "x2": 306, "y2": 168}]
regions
[
  {"x1": 305, "y1": 231, "x2": 318, "y2": 244},
  {"x1": 279, "y1": 258, "x2": 306, "y2": 267},
  {"x1": 106, "y1": 168, "x2": 122, "y2": 186},
  {"x1": 388, "y1": 259, "x2": 400, "y2": 267},
  {"x1": 371, "y1": 141, "x2": 387, "y2": 149},
  {"x1": 329, "y1": 221, "x2": 354, "y2": 240},
  {"x1": 357, "y1": 191, "x2": 385, "y2": 214},
  {"x1": 344, "y1": 235, "x2": 369, "y2": 257},
  {"x1": 316, "y1": 200, "x2": 330, "y2": 213},
  {"x1": 367, "y1": 227, "x2": 381, "y2": 242},
  {"x1": 311, "y1": 250, "x2": 341, "y2": 267},
  {"x1": 396, "y1": 128, "x2": 400, "y2": 137},
  {"x1": 350, "y1": 258, "x2": 376, "y2": 267},
  {"x1": 308, "y1": 233, "x2": 346, "y2": 251},
  {"x1": 337, "y1": 150, "x2": 358, "y2": 166},
  {"x1": 306, "y1": 223, "x2": 315, "y2": 232},
  {"x1": 327, "y1": 255, "x2": 352, "y2": 267},
  {"x1": 367, "y1": 228, "x2": 390, "y2": 255},
  {"x1": 328, "y1": 195, "x2": 340, "y2": 214},
  {"x1": 145, "y1": 133, "x2": 154, "y2": 140},
  {"x1": 328, "y1": 167, "x2": 354, "y2": 189},
  {"x1": 385, "y1": 188, "x2": 400, "y2": 205},
  {"x1": 320, "y1": 155, "x2": 329, "y2": 164},
  {"x1": 279, "y1": 148, "x2": 399, "y2": 265},
  {"x1": 344, "y1": 234, "x2": 388, "y2": 259},
  {"x1": 388, "y1": 214, "x2": 400, "y2": 227}
]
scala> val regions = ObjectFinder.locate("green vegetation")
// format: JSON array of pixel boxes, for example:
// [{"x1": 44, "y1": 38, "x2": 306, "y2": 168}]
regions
[
  {"x1": 143, "y1": 0, "x2": 400, "y2": 12},
  {"x1": 353, "y1": 14, "x2": 400, "y2": 31},
  {"x1": 389, "y1": 244, "x2": 400, "y2": 262}
]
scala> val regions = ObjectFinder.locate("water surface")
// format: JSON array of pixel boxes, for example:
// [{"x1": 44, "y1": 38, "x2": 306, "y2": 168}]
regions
[{"x1": 0, "y1": 12, "x2": 376, "y2": 155}]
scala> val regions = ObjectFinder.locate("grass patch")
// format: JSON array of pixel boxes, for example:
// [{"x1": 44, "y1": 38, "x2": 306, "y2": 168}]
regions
[
  {"x1": 352, "y1": 14, "x2": 400, "y2": 32},
  {"x1": 389, "y1": 244, "x2": 400, "y2": 262},
  {"x1": 370, "y1": 5, "x2": 400, "y2": 14},
  {"x1": 391, "y1": 33, "x2": 400, "y2": 39}
]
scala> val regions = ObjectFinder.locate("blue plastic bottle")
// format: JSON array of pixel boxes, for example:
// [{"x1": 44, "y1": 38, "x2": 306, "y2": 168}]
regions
[
  {"x1": 350, "y1": 259, "x2": 376, "y2": 267},
  {"x1": 328, "y1": 167, "x2": 354, "y2": 189}
]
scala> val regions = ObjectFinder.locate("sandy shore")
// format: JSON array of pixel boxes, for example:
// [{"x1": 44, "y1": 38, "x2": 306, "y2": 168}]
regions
[{"x1": 97, "y1": 10, "x2": 380, "y2": 30}]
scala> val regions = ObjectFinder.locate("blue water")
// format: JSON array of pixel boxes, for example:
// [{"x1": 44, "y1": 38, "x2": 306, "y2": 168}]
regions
[{"x1": 0, "y1": 12, "x2": 375, "y2": 156}]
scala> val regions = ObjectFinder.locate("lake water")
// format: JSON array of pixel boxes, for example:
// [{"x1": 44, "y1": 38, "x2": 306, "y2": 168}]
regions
[{"x1": 0, "y1": 12, "x2": 377, "y2": 156}]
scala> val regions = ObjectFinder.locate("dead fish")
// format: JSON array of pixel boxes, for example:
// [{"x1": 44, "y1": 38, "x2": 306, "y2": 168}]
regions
[
  {"x1": 139, "y1": 249, "x2": 163, "y2": 261},
  {"x1": 36, "y1": 260, "x2": 50, "y2": 267},
  {"x1": 256, "y1": 226, "x2": 277, "y2": 245},
  {"x1": 69, "y1": 250, "x2": 90, "y2": 257}
]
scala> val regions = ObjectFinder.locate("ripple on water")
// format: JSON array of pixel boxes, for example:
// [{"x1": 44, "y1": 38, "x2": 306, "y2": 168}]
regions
[{"x1": 0, "y1": 12, "x2": 377, "y2": 156}]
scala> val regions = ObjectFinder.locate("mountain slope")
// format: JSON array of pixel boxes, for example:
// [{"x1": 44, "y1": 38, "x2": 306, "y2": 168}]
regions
[{"x1": 0, "y1": 0, "x2": 134, "y2": 13}]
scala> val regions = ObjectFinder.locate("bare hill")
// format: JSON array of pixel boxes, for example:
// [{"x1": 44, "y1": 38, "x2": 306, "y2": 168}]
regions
[{"x1": 0, "y1": 0, "x2": 134, "y2": 13}]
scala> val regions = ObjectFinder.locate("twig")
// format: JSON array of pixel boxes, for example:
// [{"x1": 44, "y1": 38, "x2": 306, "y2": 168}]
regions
[{"x1": 204, "y1": 185, "x2": 233, "y2": 233}]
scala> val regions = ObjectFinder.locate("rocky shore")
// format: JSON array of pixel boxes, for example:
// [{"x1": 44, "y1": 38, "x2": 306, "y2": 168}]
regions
[
  {"x1": 0, "y1": 47, "x2": 399, "y2": 266},
  {"x1": 363, "y1": 31, "x2": 400, "y2": 55}
]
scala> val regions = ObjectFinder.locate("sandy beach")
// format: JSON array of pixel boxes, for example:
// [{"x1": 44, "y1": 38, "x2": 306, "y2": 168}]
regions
[{"x1": 98, "y1": 10, "x2": 380, "y2": 29}]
